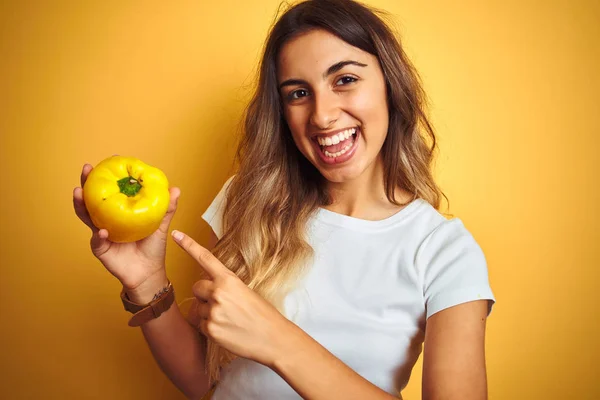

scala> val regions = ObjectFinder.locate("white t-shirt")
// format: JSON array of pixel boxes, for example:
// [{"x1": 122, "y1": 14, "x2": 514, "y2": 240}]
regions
[{"x1": 201, "y1": 176, "x2": 496, "y2": 399}]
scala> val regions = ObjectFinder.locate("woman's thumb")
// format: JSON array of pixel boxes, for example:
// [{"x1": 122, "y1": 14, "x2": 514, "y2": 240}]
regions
[{"x1": 158, "y1": 187, "x2": 181, "y2": 234}]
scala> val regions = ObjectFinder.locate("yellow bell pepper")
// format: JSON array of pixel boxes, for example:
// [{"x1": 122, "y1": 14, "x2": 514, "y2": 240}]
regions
[{"x1": 83, "y1": 155, "x2": 170, "y2": 243}]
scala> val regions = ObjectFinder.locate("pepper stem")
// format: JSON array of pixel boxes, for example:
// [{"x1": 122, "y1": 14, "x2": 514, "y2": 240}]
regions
[{"x1": 117, "y1": 176, "x2": 142, "y2": 197}]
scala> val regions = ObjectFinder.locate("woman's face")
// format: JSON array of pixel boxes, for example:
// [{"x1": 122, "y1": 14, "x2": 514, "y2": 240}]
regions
[{"x1": 277, "y1": 28, "x2": 389, "y2": 184}]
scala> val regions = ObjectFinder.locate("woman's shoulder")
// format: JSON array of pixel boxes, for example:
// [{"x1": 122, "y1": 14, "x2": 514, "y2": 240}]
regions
[
  {"x1": 201, "y1": 174, "x2": 236, "y2": 239},
  {"x1": 405, "y1": 198, "x2": 454, "y2": 235},
  {"x1": 409, "y1": 199, "x2": 481, "y2": 255}
]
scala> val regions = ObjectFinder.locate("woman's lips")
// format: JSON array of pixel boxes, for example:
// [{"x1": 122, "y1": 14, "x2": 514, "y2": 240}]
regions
[{"x1": 312, "y1": 127, "x2": 360, "y2": 165}]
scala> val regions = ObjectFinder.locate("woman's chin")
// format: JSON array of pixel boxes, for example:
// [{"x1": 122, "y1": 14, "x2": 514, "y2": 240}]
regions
[{"x1": 317, "y1": 163, "x2": 365, "y2": 183}]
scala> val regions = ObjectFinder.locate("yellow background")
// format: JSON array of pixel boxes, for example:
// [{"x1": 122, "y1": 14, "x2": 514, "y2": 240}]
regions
[{"x1": 1, "y1": 0, "x2": 598, "y2": 399}]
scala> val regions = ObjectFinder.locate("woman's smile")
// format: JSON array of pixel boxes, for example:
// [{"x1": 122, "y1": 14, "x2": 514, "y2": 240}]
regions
[{"x1": 311, "y1": 126, "x2": 361, "y2": 165}]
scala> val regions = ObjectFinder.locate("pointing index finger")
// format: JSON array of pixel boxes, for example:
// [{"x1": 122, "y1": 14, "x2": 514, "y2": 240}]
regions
[{"x1": 171, "y1": 230, "x2": 228, "y2": 280}]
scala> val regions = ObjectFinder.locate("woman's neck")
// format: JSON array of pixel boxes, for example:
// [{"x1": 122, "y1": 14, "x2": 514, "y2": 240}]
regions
[{"x1": 322, "y1": 157, "x2": 413, "y2": 221}]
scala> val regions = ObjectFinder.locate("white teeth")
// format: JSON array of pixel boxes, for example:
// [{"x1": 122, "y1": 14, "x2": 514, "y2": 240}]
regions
[
  {"x1": 323, "y1": 140, "x2": 353, "y2": 158},
  {"x1": 317, "y1": 127, "x2": 357, "y2": 147}
]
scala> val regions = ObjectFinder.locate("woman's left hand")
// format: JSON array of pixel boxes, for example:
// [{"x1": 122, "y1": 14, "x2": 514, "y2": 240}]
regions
[{"x1": 171, "y1": 230, "x2": 293, "y2": 367}]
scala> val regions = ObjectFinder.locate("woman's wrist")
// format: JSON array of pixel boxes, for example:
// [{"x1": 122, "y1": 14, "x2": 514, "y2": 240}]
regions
[
  {"x1": 124, "y1": 270, "x2": 170, "y2": 304},
  {"x1": 266, "y1": 318, "x2": 308, "y2": 371}
]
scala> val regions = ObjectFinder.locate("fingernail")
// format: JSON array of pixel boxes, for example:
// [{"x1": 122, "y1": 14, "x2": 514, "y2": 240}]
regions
[{"x1": 172, "y1": 230, "x2": 184, "y2": 241}]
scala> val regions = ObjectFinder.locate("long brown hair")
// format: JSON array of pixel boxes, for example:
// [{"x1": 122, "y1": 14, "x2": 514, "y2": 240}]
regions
[{"x1": 205, "y1": 0, "x2": 446, "y2": 383}]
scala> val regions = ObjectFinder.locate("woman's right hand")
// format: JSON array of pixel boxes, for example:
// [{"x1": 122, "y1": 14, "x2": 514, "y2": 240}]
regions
[{"x1": 72, "y1": 163, "x2": 181, "y2": 302}]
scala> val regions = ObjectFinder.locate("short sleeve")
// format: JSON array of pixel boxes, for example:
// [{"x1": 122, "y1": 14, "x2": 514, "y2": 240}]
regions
[
  {"x1": 201, "y1": 175, "x2": 235, "y2": 239},
  {"x1": 417, "y1": 218, "x2": 496, "y2": 320}
]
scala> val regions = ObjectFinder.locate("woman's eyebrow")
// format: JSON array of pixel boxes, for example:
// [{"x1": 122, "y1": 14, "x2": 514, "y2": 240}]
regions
[{"x1": 278, "y1": 60, "x2": 368, "y2": 90}]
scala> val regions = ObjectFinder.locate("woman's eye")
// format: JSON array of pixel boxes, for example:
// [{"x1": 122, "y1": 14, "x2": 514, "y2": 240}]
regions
[
  {"x1": 286, "y1": 77, "x2": 356, "y2": 101},
  {"x1": 289, "y1": 89, "x2": 308, "y2": 100},
  {"x1": 336, "y1": 76, "x2": 357, "y2": 85}
]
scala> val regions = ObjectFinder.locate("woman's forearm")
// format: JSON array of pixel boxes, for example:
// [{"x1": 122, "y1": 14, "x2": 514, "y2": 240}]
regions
[
  {"x1": 271, "y1": 321, "x2": 397, "y2": 400},
  {"x1": 127, "y1": 274, "x2": 212, "y2": 400}
]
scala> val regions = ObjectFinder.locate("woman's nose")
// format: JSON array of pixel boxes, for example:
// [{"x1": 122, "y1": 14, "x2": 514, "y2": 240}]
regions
[{"x1": 309, "y1": 91, "x2": 340, "y2": 130}]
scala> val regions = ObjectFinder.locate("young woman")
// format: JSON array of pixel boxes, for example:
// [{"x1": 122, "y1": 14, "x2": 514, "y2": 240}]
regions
[{"x1": 73, "y1": 0, "x2": 495, "y2": 399}]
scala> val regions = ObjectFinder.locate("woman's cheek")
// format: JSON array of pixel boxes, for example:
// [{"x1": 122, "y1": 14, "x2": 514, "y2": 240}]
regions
[{"x1": 352, "y1": 90, "x2": 388, "y2": 129}]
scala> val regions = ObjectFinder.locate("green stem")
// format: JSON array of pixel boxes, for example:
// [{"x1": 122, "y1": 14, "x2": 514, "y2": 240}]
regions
[{"x1": 117, "y1": 176, "x2": 142, "y2": 197}]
